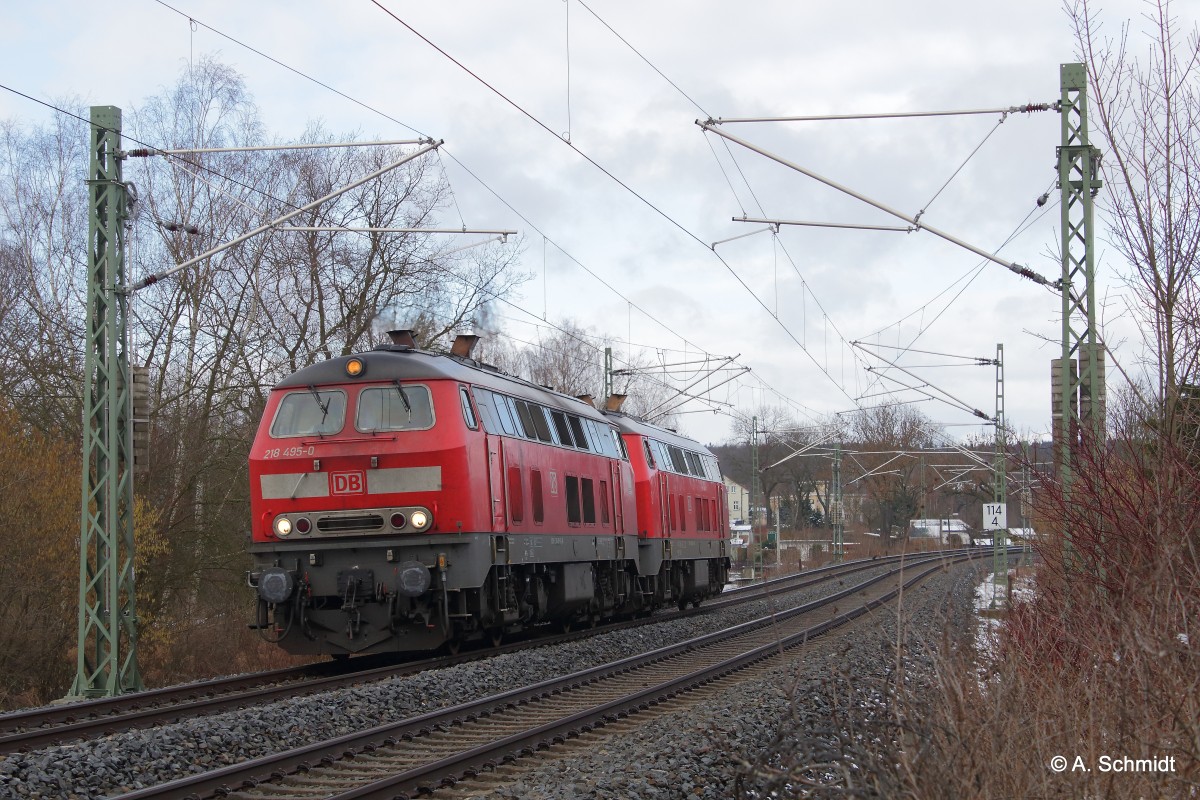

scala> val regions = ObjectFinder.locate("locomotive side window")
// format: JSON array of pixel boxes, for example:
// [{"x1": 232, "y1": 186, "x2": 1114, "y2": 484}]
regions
[
  {"x1": 567, "y1": 415, "x2": 590, "y2": 451},
  {"x1": 663, "y1": 446, "x2": 678, "y2": 473},
  {"x1": 508, "y1": 465, "x2": 524, "y2": 523},
  {"x1": 668, "y1": 446, "x2": 688, "y2": 475},
  {"x1": 580, "y1": 419, "x2": 602, "y2": 453},
  {"x1": 587, "y1": 421, "x2": 610, "y2": 456},
  {"x1": 530, "y1": 404, "x2": 554, "y2": 443},
  {"x1": 577, "y1": 420, "x2": 593, "y2": 451},
  {"x1": 603, "y1": 425, "x2": 622, "y2": 458},
  {"x1": 613, "y1": 429, "x2": 629, "y2": 460},
  {"x1": 685, "y1": 451, "x2": 702, "y2": 476},
  {"x1": 549, "y1": 410, "x2": 575, "y2": 446},
  {"x1": 585, "y1": 419, "x2": 617, "y2": 456},
  {"x1": 648, "y1": 440, "x2": 664, "y2": 469},
  {"x1": 566, "y1": 475, "x2": 582, "y2": 525},
  {"x1": 531, "y1": 469, "x2": 545, "y2": 523},
  {"x1": 494, "y1": 394, "x2": 520, "y2": 437},
  {"x1": 471, "y1": 387, "x2": 499, "y2": 432},
  {"x1": 643, "y1": 439, "x2": 656, "y2": 468},
  {"x1": 703, "y1": 455, "x2": 718, "y2": 480},
  {"x1": 581, "y1": 478, "x2": 596, "y2": 524},
  {"x1": 270, "y1": 389, "x2": 346, "y2": 438},
  {"x1": 356, "y1": 385, "x2": 434, "y2": 432},
  {"x1": 459, "y1": 386, "x2": 478, "y2": 430},
  {"x1": 656, "y1": 441, "x2": 675, "y2": 473},
  {"x1": 513, "y1": 400, "x2": 539, "y2": 439}
]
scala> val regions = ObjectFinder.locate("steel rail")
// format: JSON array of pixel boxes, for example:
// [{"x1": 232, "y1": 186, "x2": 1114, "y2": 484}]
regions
[
  {"x1": 345, "y1": 556, "x2": 973, "y2": 800},
  {"x1": 111, "y1": 549, "x2": 1006, "y2": 800},
  {"x1": 0, "y1": 549, "x2": 968, "y2": 755}
]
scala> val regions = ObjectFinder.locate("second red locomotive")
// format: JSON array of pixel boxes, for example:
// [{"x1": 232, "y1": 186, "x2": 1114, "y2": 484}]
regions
[{"x1": 248, "y1": 331, "x2": 729, "y2": 656}]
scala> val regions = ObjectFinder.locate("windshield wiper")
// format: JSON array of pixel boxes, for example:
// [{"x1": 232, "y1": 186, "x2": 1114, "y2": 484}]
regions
[
  {"x1": 307, "y1": 384, "x2": 330, "y2": 426},
  {"x1": 393, "y1": 379, "x2": 413, "y2": 419}
]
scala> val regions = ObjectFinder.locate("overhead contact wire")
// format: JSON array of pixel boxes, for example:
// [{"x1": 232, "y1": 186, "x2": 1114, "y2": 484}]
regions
[
  {"x1": 575, "y1": 0, "x2": 711, "y2": 118},
  {"x1": 916, "y1": 118, "x2": 1004, "y2": 220},
  {"x1": 148, "y1": 2, "x2": 731, "y2": 380},
  {"x1": 366, "y1": 1, "x2": 862, "y2": 408},
  {"x1": 151, "y1": 0, "x2": 839, "y2": 420},
  {"x1": 2, "y1": 18, "x2": 771, "y2": 423},
  {"x1": 567, "y1": 8, "x2": 869, "y2": 401}
]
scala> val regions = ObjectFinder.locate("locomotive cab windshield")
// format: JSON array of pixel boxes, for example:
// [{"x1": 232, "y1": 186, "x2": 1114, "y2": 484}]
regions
[
  {"x1": 270, "y1": 389, "x2": 346, "y2": 438},
  {"x1": 356, "y1": 385, "x2": 435, "y2": 432}
]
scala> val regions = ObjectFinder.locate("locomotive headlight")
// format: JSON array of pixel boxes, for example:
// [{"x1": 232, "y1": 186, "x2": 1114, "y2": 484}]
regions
[
  {"x1": 273, "y1": 516, "x2": 293, "y2": 537},
  {"x1": 409, "y1": 509, "x2": 431, "y2": 530},
  {"x1": 345, "y1": 357, "x2": 365, "y2": 378}
]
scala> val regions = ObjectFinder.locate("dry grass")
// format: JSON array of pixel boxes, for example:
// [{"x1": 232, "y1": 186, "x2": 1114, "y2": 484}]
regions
[
  {"x1": 740, "y1": 429, "x2": 1200, "y2": 798},
  {"x1": 895, "y1": 586, "x2": 1198, "y2": 798},
  {"x1": 898, "y1": 431, "x2": 1200, "y2": 796}
]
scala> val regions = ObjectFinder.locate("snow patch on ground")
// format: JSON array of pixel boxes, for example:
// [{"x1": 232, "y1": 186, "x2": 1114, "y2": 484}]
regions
[
  {"x1": 973, "y1": 572, "x2": 1004, "y2": 659},
  {"x1": 973, "y1": 568, "x2": 1037, "y2": 662}
]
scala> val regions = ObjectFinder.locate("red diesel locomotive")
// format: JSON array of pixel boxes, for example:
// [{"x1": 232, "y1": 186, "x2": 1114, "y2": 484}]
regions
[{"x1": 248, "y1": 331, "x2": 729, "y2": 656}]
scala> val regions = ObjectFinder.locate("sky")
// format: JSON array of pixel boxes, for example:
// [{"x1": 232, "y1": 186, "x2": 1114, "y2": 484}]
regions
[{"x1": 0, "y1": 0, "x2": 1163, "y2": 446}]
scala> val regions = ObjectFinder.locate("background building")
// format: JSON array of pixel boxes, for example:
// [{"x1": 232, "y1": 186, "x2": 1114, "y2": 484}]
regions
[{"x1": 724, "y1": 477, "x2": 750, "y2": 524}]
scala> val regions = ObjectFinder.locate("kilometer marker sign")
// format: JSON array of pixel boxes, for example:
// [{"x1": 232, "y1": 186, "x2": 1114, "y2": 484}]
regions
[{"x1": 982, "y1": 503, "x2": 1007, "y2": 531}]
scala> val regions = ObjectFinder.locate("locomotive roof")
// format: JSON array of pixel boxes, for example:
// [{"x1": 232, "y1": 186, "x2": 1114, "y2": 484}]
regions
[
  {"x1": 274, "y1": 345, "x2": 610, "y2": 424},
  {"x1": 605, "y1": 411, "x2": 716, "y2": 457}
]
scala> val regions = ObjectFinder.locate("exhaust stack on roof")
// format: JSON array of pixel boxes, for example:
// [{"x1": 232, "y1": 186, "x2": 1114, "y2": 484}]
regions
[
  {"x1": 387, "y1": 329, "x2": 416, "y2": 348},
  {"x1": 604, "y1": 393, "x2": 627, "y2": 412},
  {"x1": 576, "y1": 394, "x2": 596, "y2": 408},
  {"x1": 451, "y1": 334, "x2": 480, "y2": 359}
]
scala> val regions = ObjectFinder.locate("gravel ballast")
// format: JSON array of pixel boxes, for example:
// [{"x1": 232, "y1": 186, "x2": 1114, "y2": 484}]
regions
[
  {"x1": 0, "y1": 559, "x2": 969, "y2": 799},
  {"x1": 468, "y1": 560, "x2": 984, "y2": 799}
]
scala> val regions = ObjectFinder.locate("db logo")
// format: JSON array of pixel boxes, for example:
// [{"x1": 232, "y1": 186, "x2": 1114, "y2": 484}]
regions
[{"x1": 330, "y1": 471, "x2": 365, "y2": 495}]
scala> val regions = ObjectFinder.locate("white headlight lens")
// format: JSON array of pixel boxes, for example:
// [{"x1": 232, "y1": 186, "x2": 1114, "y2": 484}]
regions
[
  {"x1": 274, "y1": 516, "x2": 293, "y2": 536},
  {"x1": 410, "y1": 510, "x2": 429, "y2": 529}
]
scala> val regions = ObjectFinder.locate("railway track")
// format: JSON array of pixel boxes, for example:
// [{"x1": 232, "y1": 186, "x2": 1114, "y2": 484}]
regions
[
  {"x1": 0, "y1": 550, "x2": 973, "y2": 758},
  {"x1": 110, "y1": 549, "x2": 1001, "y2": 800}
]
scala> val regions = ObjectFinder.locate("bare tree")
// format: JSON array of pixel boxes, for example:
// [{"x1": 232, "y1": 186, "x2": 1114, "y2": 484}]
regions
[
  {"x1": 0, "y1": 107, "x2": 90, "y2": 434},
  {"x1": 471, "y1": 317, "x2": 683, "y2": 428},
  {"x1": 517, "y1": 319, "x2": 606, "y2": 397},
  {"x1": 722, "y1": 405, "x2": 817, "y2": 529},
  {"x1": 846, "y1": 403, "x2": 941, "y2": 545},
  {"x1": 0, "y1": 57, "x2": 529, "y2": 684}
]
